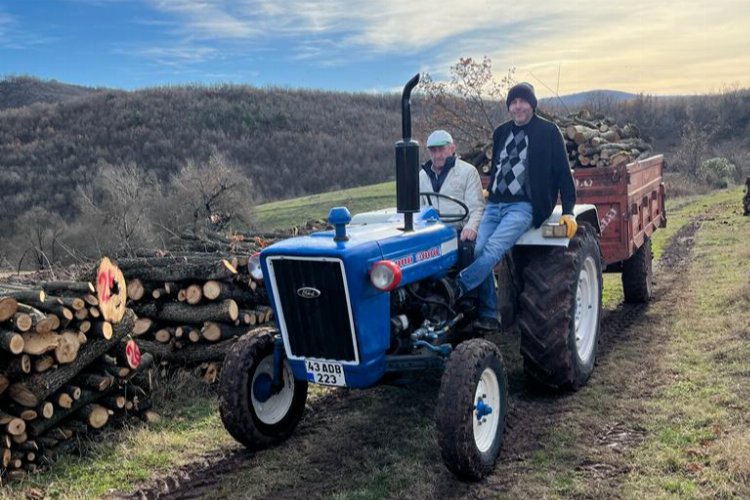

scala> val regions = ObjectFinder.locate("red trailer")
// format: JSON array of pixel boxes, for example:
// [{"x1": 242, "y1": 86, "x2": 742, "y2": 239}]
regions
[
  {"x1": 573, "y1": 154, "x2": 666, "y2": 266},
  {"x1": 573, "y1": 155, "x2": 666, "y2": 303}
]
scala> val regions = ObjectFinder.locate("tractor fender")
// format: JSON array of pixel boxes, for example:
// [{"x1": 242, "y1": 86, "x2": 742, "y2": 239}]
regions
[{"x1": 515, "y1": 204, "x2": 600, "y2": 248}]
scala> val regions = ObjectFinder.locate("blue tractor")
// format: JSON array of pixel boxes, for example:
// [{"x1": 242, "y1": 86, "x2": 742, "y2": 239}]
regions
[{"x1": 219, "y1": 74, "x2": 604, "y2": 479}]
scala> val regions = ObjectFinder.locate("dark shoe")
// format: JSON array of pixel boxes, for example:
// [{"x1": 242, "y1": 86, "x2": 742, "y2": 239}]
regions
[
  {"x1": 436, "y1": 277, "x2": 464, "y2": 306},
  {"x1": 473, "y1": 317, "x2": 500, "y2": 332}
]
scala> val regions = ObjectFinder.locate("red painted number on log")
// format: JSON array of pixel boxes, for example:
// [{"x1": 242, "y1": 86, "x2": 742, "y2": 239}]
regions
[
  {"x1": 97, "y1": 268, "x2": 114, "y2": 303},
  {"x1": 125, "y1": 339, "x2": 141, "y2": 368}
]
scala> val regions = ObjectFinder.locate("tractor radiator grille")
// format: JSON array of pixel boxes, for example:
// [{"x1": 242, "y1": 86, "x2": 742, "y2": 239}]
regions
[{"x1": 268, "y1": 257, "x2": 357, "y2": 362}]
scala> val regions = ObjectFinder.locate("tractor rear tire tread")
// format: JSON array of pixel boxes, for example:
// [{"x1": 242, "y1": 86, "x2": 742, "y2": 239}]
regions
[{"x1": 517, "y1": 223, "x2": 602, "y2": 390}]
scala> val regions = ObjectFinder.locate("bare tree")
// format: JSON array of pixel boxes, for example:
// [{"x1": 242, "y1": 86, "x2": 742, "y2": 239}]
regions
[
  {"x1": 672, "y1": 121, "x2": 709, "y2": 175},
  {"x1": 420, "y1": 57, "x2": 515, "y2": 146},
  {"x1": 162, "y1": 152, "x2": 255, "y2": 234},
  {"x1": 75, "y1": 161, "x2": 159, "y2": 256},
  {"x1": 13, "y1": 207, "x2": 66, "y2": 270}
]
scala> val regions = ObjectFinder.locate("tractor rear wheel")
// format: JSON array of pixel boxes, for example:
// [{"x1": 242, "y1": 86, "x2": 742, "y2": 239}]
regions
[
  {"x1": 622, "y1": 238, "x2": 653, "y2": 303},
  {"x1": 517, "y1": 222, "x2": 602, "y2": 390},
  {"x1": 435, "y1": 339, "x2": 508, "y2": 480},
  {"x1": 219, "y1": 330, "x2": 307, "y2": 449}
]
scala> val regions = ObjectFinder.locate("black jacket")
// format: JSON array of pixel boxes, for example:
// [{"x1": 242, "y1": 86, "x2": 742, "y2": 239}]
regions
[{"x1": 488, "y1": 114, "x2": 576, "y2": 227}]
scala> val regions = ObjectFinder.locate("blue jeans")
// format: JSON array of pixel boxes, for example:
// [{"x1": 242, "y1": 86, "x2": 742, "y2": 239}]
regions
[{"x1": 457, "y1": 201, "x2": 533, "y2": 319}]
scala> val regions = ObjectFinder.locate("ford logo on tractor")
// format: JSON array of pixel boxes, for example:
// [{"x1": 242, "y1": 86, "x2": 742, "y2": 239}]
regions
[{"x1": 297, "y1": 287, "x2": 321, "y2": 299}]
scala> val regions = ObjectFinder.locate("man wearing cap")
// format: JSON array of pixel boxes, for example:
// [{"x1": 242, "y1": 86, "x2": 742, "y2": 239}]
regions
[
  {"x1": 443, "y1": 82, "x2": 577, "y2": 331},
  {"x1": 419, "y1": 129, "x2": 485, "y2": 242}
]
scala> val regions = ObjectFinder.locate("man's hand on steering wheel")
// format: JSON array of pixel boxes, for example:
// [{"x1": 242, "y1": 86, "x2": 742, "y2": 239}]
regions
[{"x1": 419, "y1": 191, "x2": 470, "y2": 224}]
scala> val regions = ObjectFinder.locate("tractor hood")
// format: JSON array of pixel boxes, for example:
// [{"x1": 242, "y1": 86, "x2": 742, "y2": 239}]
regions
[{"x1": 259, "y1": 205, "x2": 458, "y2": 286}]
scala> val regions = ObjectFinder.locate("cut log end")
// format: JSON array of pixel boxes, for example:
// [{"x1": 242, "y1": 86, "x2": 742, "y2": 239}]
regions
[
  {"x1": 22, "y1": 331, "x2": 59, "y2": 356},
  {"x1": 12, "y1": 312, "x2": 33, "y2": 332},
  {"x1": 0, "y1": 297, "x2": 20, "y2": 322},
  {"x1": 132, "y1": 317, "x2": 154, "y2": 336},
  {"x1": 202, "y1": 280, "x2": 221, "y2": 300},
  {"x1": 58, "y1": 393, "x2": 74, "y2": 409},
  {"x1": 54, "y1": 332, "x2": 82, "y2": 364},
  {"x1": 1, "y1": 330, "x2": 25, "y2": 354},
  {"x1": 126, "y1": 278, "x2": 145, "y2": 301},
  {"x1": 124, "y1": 339, "x2": 142, "y2": 369},
  {"x1": 96, "y1": 257, "x2": 127, "y2": 323},
  {"x1": 6, "y1": 417, "x2": 26, "y2": 436},
  {"x1": 186, "y1": 284, "x2": 203, "y2": 305},
  {"x1": 40, "y1": 402, "x2": 54, "y2": 419},
  {"x1": 82, "y1": 404, "x2": 109, "y2": 429}
]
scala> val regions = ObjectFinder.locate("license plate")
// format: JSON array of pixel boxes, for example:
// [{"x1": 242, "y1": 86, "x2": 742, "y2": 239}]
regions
[{"x1": 305, "y1": 359, "x2": 347, "y2": 387}]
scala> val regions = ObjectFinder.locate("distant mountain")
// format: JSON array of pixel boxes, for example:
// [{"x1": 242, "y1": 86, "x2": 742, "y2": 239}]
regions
[
  {"x1": 0, "y1": 76, "x2": 103, "y2": 110},
  {"x1": 541, "y1": 90, "x2": 638, "y2": 109}
]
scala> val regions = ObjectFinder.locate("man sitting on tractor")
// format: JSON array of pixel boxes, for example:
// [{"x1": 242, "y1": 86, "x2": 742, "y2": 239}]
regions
[
  {"x1": 420, "y1": 129, "x2": 485, "y2": 268},
  {"x1": 443, "y1": 82, "x2": 578, "y2": 331}
]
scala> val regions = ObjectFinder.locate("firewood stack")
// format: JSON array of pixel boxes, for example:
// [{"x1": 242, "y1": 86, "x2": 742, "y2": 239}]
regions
[
  {"x1": 557, "y1": 109, "x2": 652, "y2": 169},
  {"x1": 119, "y1": 251, "x2": 275, "y2": 383},
  {"x1": 0, "y1": 259, "x2": 153, "y2": 483},
  {"x1": 119, "y1": 224, "x2": 332, "y2": 381},
  {"x1": 461, "y1": 108, "x2": 653, "y2": 173}
]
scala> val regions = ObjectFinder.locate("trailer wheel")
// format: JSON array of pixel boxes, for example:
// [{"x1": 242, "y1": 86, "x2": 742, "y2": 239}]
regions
[
  {"x1": 518, "y1": 223, "x2": 602, "y2": 390},
  {"x1": 219, "y1": 331, "x2": 307, "y2": 449},
  {"x1": 435, "y1": 339, "x2": 508, "y2": 480},
  {"x1": 622, "y1": 238, "x2": 653, "y2": 303}
]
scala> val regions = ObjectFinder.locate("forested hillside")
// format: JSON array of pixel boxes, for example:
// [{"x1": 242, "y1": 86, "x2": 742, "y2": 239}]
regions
[
  {"x1": 0, "y1": 78, "x2": 403, "y2": 228},
  {"x1": 0, "y1": 76, "x2": 102, "y2": 110}
]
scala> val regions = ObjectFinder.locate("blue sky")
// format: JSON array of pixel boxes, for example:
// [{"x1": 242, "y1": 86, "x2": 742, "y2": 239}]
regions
[{"x1": 1, "y1": 0, "x2": 748, "y2": 96}]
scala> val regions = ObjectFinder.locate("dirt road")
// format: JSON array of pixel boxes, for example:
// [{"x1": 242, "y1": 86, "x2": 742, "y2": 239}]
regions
[{"x1": 111, "y1": 209, "x2": 717, "y2": 500}]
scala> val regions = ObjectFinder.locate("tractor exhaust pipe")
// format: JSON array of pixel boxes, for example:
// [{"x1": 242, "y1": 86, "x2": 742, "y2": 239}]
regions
[{"x1": 395, "y1": 73, "x2": 421, "y2": 232}]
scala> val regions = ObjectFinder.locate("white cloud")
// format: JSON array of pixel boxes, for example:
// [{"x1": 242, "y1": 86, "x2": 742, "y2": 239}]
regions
[
  {"x1": 147, "y1": 0, "x2": 259, "y2": 38},
  {"x1": 136, "y1": 0, "x2": 749, "y2": 93},
  {"x1": 0, "y1": 9, "x2": 58, "y2": 49},
  {"x1": 0, "y1": 12, "x2": 11, "y2": 32},
  {"x1": 0, "y1": 10, "x2": 16, "y2": 44},
  {"x1": 119, "y1": 44, "x2": 220, "y2": 67}
]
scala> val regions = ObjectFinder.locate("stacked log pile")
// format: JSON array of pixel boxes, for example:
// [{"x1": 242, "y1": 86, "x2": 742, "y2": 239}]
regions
[
  {"x1": 462, "y1": 108, "x2": 653, "y2": 173},
  {"x1": 557, "y1": 109, "x2": 652, "y2": 169},
  {"x1": 120, "y1": 251, "x2": 275, "y2": 383},
  {"x1": 0, "y1": 259, "x2": 153, "y2": 483}
]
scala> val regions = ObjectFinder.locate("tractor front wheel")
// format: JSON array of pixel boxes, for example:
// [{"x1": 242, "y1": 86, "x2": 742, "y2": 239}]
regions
[
  {"x1": 435, "y1": 339, "x2": 508, "y2": 480},
  {"x1": 219, "y1": 330, "x2": 307, "y2": 449}
]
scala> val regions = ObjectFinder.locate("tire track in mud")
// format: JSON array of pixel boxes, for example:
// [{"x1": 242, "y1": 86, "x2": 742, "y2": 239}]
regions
[
  {"x1": 110, "y1": 214, "x2": 709, "y2": 500},
  {"x1": 477, "y1": 213, "x2": 708, "y2": 497}
]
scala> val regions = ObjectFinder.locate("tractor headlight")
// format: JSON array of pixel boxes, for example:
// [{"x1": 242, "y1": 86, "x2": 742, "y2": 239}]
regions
[
  {"x1": 248, "y1": 252, "x2": 263, "y2": 281},
  {"x1": 369, "y1": 260, "x2": 402, "y2": 292}
]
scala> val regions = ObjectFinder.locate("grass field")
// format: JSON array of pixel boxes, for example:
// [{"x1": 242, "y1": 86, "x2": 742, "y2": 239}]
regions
[
  {"x1": 252, "y1": 181, "x2": 396, "y2": 231},
  {"x1": 3, "y1": 185, "x2": 748, "y2": 499}
]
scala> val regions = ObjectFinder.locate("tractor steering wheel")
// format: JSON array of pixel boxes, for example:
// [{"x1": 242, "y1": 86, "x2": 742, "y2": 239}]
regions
[{"x1": 420, "y1": 192, "x2": 470, "y2": 224}]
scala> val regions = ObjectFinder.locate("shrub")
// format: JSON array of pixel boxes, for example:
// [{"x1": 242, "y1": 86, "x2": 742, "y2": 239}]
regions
[
  {"x1": 696, "y1": 157, "x2": 737, "y2": 188},
  {"x1": 671, "y1": 121, "x2": 709, "y2": 175}
]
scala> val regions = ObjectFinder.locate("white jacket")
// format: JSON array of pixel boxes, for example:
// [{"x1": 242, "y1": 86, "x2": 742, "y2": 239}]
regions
[{"x1": 419, "y1": 157, "x2": 485, "y2": 233}]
